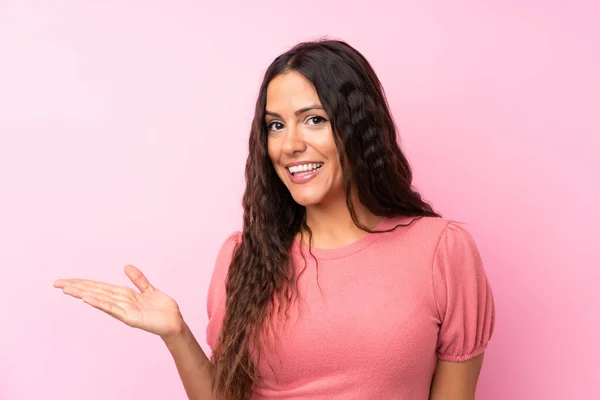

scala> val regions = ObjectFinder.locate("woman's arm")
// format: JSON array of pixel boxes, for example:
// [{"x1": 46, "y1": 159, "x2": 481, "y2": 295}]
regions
[
  {"x1": 428, "y1": 353, "x2": 485, "y2": 400},
  {"x1": 163, "y1": 321, "x2": 216, "y2": 400},
  {"x1": 54, "y1": 266, "x2": 218, "y2": 400}
]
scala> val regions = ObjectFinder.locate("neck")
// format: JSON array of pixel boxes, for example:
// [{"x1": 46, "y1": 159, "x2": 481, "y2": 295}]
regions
[{"x1": 300, "y1": 190, "x2": 383, "y2": 249}]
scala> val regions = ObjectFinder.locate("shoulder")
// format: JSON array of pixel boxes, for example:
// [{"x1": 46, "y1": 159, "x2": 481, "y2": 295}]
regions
[
  {"x1": 384, "y1": 215, "x2": 466, "y2": 246},
  {"x1": 216, "y1": 231, "x2": 243, "y2": 263},
  {"x1": 404, "y1": 216, "x2": 476, "y2": 242},
  {"x1": 383, "y1": 216, "x2": 485, "y2": 278},
  {"x1": 406, "y1": 216, "x2": 485, "y2": 274},
  {"x1": 429, "y1": 219, "x2": 495, "y2": 362},
  {"x1": 432, "y1": 219, "x2": 481, "y2": 260},
  {"x1": 206, "y1": 231, "x2": 242, "y2": 317},
  {"x1": 211, "y1": 230, "x2": 242, "y2": 280}
]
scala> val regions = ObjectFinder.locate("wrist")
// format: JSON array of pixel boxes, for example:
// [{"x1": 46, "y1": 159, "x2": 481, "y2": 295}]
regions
[{"x1": 161, "y1": 315, "x2": 188, "y2": 348}]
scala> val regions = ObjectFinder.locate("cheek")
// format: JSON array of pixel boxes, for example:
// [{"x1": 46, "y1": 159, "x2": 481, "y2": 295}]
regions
[
  {"x1": 311, "y1": 129, "x2": 339, "y2": 158},
  {"x1": 321, "y1": 139, "x2": 342, "y2": 169},
  {"x1": 322, "y1": 140, "x2": 344, "y2": 182},
  {"x1": 267, "y1": 138, "x2": 287, "y2": 179},
  {"x1": 267, "y1": 138, "x2": 278, "y2": 163}
]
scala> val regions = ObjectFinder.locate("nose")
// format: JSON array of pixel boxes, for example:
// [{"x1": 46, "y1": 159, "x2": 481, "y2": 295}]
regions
[{"x1": 282, "y1": 124, "x2": 307, "y2": 155}]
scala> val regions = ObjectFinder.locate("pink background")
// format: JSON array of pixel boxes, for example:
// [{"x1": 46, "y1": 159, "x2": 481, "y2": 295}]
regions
[{"x1": 1, "y1": 1, "x2": 598, "y2": 399}]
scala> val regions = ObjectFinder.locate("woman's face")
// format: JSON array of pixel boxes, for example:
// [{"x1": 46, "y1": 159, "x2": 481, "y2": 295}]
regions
[{"x1": 265, "y1": 71, "x2": 344, "y2": 207}]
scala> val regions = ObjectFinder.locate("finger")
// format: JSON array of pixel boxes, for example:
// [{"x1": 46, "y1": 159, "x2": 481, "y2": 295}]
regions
[
  {"x1": 69, "y1": 280, "x2": 133, "y2": 298},
  {"x1": 61, "y1": 285, "x2": 84, "y2": 300},
  {"x1": 54, "y1": 279, "x2": 78, "y2": 288},
  {"x1": 54, "y1": 278, "x2": 117, "y2": 292},
  {"x1": 58, "y1": 277, "x2": 136, "y2": 299},
  {"x1": 62, "y1": 285, "x2": 130, "y2": 303},
  {"x1": 124, "y1": 265, "x2": 154, "y2": 294},
  {"x1": 81, "y1": 295, "x2": 128, "y2": 321},
  {"x1": 64, "y1": 282, "x2": 113, "y2": 298},
  {"x1": 85, "y1": 292, "x2": 131, "y2": 309}
]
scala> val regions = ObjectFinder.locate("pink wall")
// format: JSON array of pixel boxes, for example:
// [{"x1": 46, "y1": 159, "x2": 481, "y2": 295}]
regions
[{"x1": 1, "y1": 1, "x2": 598, "y2": 399}]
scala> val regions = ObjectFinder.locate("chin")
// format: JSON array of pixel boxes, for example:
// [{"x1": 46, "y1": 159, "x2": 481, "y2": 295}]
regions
[
  {"x1": 290, "y1": 193, "x2": 325, "y2": 207},
  {"x1": 284, "y1": 180, "x2": 343, "y2": 208}
]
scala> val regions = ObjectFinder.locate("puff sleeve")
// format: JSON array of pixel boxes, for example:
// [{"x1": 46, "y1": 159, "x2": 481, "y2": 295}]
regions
[
  {"x1": 206, "y1": 231, "x2": 242, "y2": 351},
  {"x1": 432, "y1": 222, "x2": 495, "y2": 362}
]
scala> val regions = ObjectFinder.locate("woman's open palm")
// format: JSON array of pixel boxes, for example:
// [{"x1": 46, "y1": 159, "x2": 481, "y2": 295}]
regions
[{"x1": 54, "y1": 265, "x2": 183, "y2": 340}]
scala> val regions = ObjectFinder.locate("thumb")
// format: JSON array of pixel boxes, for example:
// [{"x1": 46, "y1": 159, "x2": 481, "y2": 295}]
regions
[{"x1": 124, "y1": 265, "x2": 154, "y2": 294}]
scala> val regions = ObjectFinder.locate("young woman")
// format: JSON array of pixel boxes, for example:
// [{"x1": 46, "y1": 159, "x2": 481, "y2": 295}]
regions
[{"x1": 54, "y1": 40, "x2": 495, "y2": 399}]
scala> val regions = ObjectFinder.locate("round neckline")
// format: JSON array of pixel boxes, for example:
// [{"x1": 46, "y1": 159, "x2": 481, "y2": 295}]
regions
[{"x1": 291, "y1": 216, "x2": 411, "y2": 260}]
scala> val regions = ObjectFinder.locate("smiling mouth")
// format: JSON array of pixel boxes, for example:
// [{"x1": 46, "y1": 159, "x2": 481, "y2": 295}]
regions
[{"x1": 287, "y1": 162, "x2": 324, "y2": 176}]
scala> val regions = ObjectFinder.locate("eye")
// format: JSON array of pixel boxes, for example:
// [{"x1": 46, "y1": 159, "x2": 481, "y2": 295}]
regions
[
  {"x1": 267, "y1": 121, "x2": 285, "y2": 131},
  {"x1": 306, "y1": 116, "x2": 328, "y2": 125}
]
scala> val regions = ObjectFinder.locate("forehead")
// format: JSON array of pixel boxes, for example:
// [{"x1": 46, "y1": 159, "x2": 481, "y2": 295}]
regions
[{"x1": 265, "y1": 71, "x2": 321, "y2": 112}]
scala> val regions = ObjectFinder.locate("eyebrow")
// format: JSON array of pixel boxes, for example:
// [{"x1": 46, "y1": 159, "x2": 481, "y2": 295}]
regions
[{"x1": 265, "y1": 105, "x2": 325, "y2": 118}]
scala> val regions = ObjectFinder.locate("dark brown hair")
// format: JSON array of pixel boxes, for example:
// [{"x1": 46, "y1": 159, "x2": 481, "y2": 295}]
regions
[{"x1": 210, "y1": 39, "x2": 440, "y2": 399}]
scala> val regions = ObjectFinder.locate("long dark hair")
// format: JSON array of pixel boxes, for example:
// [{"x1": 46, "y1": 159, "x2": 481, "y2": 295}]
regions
[{"x1": 209, "y1": 39, "x2": 440, "y2": 399}]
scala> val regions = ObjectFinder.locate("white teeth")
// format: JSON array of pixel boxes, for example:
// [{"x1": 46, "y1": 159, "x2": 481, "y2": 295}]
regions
[{"x1": 287, "y1": 163, "x2": 323, "y2": 174}]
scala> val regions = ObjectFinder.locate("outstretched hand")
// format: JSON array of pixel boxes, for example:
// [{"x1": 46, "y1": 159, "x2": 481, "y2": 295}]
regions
[{"x1": 54, "y1": 265, "x2": 184, "y2": 341}]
